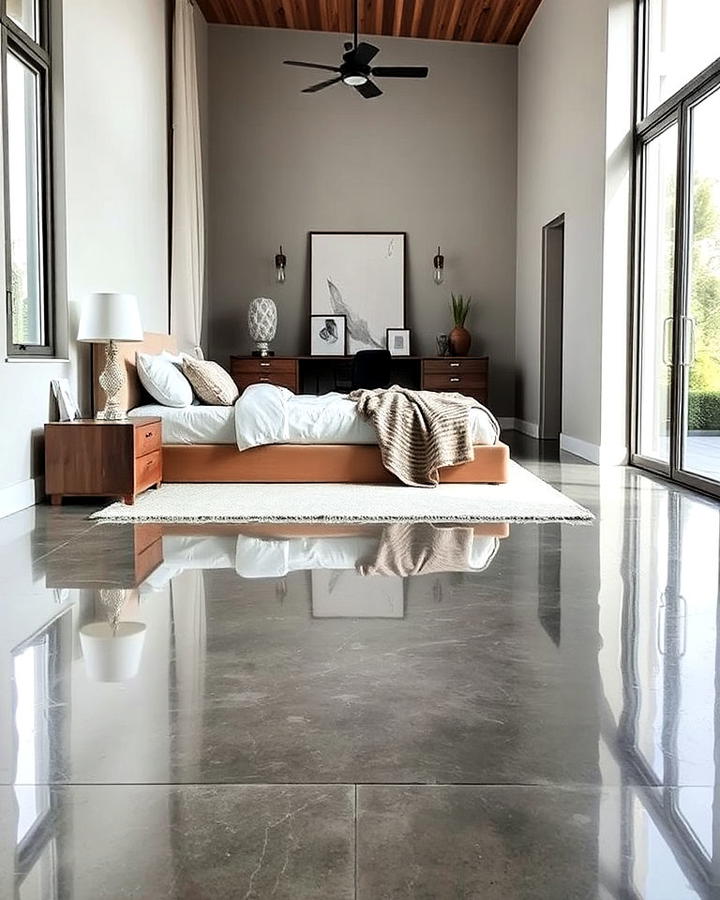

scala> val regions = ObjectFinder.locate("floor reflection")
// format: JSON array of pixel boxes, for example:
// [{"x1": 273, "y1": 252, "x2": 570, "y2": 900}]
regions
[{"x1": 2, "y1": 475, "x2": 720, "y2": 896}]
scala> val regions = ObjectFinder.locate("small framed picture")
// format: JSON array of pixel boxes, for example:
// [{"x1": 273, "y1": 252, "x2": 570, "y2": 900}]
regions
[
  {"x1": 51, "y1": 378, "x2": 81, "y2": 421},
  {"x1": 386, "y1": 328, "x2": 411, "y2": 357},
  {"x1": 310, "y1": 314, "x2": 346, "y2": 356}
]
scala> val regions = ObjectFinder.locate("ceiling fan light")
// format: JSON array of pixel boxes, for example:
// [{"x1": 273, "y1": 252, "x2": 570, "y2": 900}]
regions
[{"x1": 343, "y1": 73, "x2": 368, "y2": 86}]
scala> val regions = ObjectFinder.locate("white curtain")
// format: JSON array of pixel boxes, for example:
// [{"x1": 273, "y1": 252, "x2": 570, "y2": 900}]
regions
[{"x1": 171, "y1": 0, "x2": 205, "y2": 358}]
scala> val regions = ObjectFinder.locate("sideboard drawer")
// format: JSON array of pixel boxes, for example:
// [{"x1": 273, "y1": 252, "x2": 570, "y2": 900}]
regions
[
  {"x1": 231, "y1": 357, "x2": 297, "y2": 375},
  {"x1": 233, "y1": 373, "x2": 298, "y2": 394},
  {"x1": 423, "y1": 372, "x2": 487, "y2": 392},
  {"x1": 422, "y1": 358, "x2": 488, "y2": 376}
]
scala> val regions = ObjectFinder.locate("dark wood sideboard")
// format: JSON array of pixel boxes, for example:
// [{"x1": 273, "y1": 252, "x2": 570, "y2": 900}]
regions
[{"x1": 230, "y1": 356, "x2": 489, "y2": 405}]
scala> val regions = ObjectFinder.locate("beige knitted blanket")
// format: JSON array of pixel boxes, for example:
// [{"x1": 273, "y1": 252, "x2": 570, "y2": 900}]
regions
[
  {"x1": 349, "y1": 385, "x2": 483, "y2": 487},
  {"x1": 358, "y1": 523, "x2": 475, "y2": 576}
]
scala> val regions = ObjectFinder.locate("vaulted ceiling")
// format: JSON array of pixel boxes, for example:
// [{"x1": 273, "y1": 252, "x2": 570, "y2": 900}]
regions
[{"x1": 195, "y1": 1, "x2": 543, "y2": 46}]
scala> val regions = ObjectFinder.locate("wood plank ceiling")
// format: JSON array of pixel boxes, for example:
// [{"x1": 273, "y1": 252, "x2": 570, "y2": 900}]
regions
[{"x1": 195, "y1": 1, "x2": 543, "y2": 46}]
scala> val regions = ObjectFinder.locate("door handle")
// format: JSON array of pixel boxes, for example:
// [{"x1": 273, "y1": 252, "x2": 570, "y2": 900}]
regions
[
  {"x1": 662, "y1": 317, "x2": 673, "y2": 365},
  {"x1": 685, "y1": 316, "x2": 697, "y2": 366},
  {"x1": 682, "y1": 316, "x2": 696, "y2": 366}
]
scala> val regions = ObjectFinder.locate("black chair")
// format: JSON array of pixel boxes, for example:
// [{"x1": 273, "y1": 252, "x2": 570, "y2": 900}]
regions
[{"x1": 350, "y1": 349, "x2": 392, "y2": 390}]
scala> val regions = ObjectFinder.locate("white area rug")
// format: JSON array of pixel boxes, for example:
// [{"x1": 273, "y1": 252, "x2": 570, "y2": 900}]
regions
[{"x1": 90, "y1": 462, "x2": 592, "y2": 523}]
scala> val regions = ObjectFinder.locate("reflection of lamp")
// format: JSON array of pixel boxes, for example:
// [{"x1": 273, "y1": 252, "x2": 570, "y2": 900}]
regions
[
  {"x1": 79, "y1": 588, "x2": 146, "y2": 682},
  {"x1": 77, "y1": 292, "x2": 143, "y2": 420},
  {"x1": 433, "y1": 246, "x2": 445, "y2": 285},
  {"x1": 275, "y1": 245, "x2": 287, "y2": 283}
]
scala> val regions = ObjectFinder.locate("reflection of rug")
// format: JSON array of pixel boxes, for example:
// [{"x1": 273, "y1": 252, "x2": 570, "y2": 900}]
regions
[{"x1": 91, "y1": 462, "x2": 593, "y2": 524}]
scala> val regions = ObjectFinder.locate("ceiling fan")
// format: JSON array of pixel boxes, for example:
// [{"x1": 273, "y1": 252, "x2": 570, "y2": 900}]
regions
[{"x1": 283, "y1": 0, "x2": 429, "y2": 99}]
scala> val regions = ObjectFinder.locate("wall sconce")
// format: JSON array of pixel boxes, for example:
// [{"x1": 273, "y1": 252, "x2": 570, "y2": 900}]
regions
[
  {"x1": 275, "y1": 245, "x2": 287, "y2": 283},
  {"x1": 433, "y1": 246, "x2": 445, "y2": 285}
]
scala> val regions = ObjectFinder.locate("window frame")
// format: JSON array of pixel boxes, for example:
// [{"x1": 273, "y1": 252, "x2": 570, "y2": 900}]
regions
[
  {"x1": 631, "y1": 0, "x2": 720, "y2": 497},
  {"x1": 2, "y1": 0, "x2": 55, "y2": 358}
]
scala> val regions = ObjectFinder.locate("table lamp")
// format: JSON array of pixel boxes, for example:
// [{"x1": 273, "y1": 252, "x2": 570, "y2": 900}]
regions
[{"x1": 77, "y1": 292, "x2": 143, "y2": 420}]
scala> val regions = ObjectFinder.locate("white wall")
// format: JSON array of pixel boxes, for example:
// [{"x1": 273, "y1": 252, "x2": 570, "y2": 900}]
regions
[
  {"x1": 0, "y1": 0, "x2": 169, "y2": 518},
  {"x1": 515, "y1": 0, "x2": 633, "y2": 462}
]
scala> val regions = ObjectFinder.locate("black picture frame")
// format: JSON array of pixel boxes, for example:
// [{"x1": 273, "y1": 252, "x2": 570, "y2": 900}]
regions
[
  {"x1": 386, "y1": 327, "x2": 411, "y2": 357},
  {"x1": 309, "y1": 231, "x2": 407, "y2": 352},
  {"x1": 310, "y1": 313, "x2": 347, "y2": 356}
]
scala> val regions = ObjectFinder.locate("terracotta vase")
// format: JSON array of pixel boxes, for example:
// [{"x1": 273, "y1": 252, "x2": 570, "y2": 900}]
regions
[{"x1": 448, "y1": 326, "x2": 471, "y2": 357}]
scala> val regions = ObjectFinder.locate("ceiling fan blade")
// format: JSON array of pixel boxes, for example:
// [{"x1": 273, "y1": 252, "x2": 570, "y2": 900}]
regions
[
  {"x1": 354, "y1": 80, "x2": 383, "y2": 99},
  {"x1": 284, "y1": 60, "x2": 340, "y2": 73},
  {"x1": 371, "y1": 66, "x2": 429, "y2": 78},
  {"x1": 302, "y1": 76, "x2": 343, "y2": 93},
  {"x1": 345, "y1": 41, "x2": 380, "y2": 66}
]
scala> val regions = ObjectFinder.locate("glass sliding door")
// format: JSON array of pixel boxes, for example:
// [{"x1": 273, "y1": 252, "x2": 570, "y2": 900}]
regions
[
  {"x1": 633, "y1": 0, "x2": 720, "y2": 494},
  {"x1": 680, "y1": 86, "x2": 720, "y2": 483},
  {"x1": 636, "y1": 124, "x2": 678, "y2": 467}
]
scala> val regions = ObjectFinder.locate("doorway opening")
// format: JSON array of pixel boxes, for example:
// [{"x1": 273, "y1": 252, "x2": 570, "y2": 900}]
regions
[{"x1": 540, "y1": 214, "x2": 565, "y2": 440}]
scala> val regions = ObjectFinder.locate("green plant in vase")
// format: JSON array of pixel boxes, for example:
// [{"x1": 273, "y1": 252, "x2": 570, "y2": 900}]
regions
[{"x1": 449, "y1": 293, "x2": 472, "y2": 356}]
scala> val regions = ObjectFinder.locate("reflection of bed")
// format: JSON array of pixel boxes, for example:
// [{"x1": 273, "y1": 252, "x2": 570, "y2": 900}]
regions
[
  {"x1": 140, "y1": 523, "x2": 507, "y2": 591},
  {"x1": 94, "y1": 334, "x2": 510, "y2": 484}
]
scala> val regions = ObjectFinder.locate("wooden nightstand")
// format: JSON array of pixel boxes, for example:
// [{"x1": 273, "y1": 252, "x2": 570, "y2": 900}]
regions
[{"x1": 45, "y1": 417, "x2": 162, "y2": 506}]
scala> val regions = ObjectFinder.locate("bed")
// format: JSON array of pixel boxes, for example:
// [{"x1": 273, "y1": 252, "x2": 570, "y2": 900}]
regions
[
  {"x1": 138, "y1": 522, "x2": 510, "y2": 591},
  {"x1": 93, "y1": 333, "x2": 510, "y2": 484}
]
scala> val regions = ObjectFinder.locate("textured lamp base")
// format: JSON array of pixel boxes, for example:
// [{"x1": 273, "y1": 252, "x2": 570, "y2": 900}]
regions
[{"x1": 98, "y1": 340, "x2": 127, "y2": 420}]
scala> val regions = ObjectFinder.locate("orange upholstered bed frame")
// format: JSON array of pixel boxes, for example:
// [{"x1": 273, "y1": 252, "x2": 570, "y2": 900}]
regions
[{"x1": 93, "y1": 334, "x2": 510, "y2": 485}]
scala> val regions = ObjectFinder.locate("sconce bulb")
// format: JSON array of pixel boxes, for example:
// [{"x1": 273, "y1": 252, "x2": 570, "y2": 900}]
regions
[
  {"x1": 433, "y1": 245, "x2": 445, "y2": 285},
  {"x1": 275, "y1": 244, "x2": 287, "y2": 284}
]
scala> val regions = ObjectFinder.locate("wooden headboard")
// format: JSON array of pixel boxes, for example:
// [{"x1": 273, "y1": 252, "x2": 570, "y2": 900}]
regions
[{"x1": 92, "y1": 332, "x2": 178, "y2": 414}]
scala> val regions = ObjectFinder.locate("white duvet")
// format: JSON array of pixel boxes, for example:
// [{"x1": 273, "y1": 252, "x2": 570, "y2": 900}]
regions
[
  {"x1": 234, "y1": 383, "x2": 500, "y2": 450},
  {"x1": 139, "y1": 532, "x2": 500, "y2": 592}
]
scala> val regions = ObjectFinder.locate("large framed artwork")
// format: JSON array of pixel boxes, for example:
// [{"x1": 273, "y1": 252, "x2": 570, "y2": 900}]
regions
[{"x1": 309, "y1": 232, "x2": 406, "y2": 353}]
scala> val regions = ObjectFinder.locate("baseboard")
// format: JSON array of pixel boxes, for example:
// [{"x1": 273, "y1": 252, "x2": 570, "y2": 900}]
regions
[
  {"x1": 496, "y1": 417, "x2": 516, "y2": 432},
  {"x1": 560, "y1": 433, "x2": 628, "y2": 465},
  {"x1": 0, "y1": 476, "x2": 43, "y2": 519},
  {"x1": 513, "y1": 418, "x2": 540, "y2": 438}
]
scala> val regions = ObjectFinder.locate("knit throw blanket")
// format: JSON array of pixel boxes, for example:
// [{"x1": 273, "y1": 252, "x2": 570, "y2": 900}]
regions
[
  {"x1": 349, "y1": 385, "x2": 482, "y2": 487},
  {"x1": 358, "y1": 523, "x2": 475, "y2": 576}
]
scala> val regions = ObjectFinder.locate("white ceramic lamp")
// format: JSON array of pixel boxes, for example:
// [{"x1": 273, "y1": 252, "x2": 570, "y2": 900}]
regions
[{"x1": 77, "y1": 293, "x2": 143, "y2": 420}]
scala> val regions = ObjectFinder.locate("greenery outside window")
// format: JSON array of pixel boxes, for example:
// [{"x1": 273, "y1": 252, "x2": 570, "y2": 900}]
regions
[{"x1": 2, "y1": 0, "x2": 54, "y2": 357}]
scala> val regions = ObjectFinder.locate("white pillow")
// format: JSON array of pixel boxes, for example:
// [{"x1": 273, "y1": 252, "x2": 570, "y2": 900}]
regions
[{"x1": 136, "y1": 352, "x2": 194, "y2": 407}]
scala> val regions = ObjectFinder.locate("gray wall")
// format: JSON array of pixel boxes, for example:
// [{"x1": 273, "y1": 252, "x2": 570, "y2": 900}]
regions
[{"x1": 207, "y1": 26, "x2": 518, "y2": 416}]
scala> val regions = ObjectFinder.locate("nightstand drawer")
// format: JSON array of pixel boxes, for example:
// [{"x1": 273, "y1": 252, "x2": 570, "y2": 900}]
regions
[
  {"x1": 423, "y1": 358, "x2": 487, "y2": 375},
  {"x1": 231, "y1": 358, "x2": 297, "y2": 375},
  {"x1": 233, "y1": 373, "x2": 298, "y2": 393},
  {"x1": 135, "y1": 450, "x2": 162, "y2": 493},
  {"x1": 134, "y1": 421, "x2": 162, "y2": 457}
]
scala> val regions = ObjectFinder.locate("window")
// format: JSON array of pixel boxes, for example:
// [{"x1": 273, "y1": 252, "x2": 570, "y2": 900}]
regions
[
  {"x1": 2, "y1": 0, "x2": 54, "y2": 356},
  {"x1": 643, "y1": 0, "x2": 720, "y2": 115},
  {"x1": 633, "y1": 0, "x2": 720, "y2": 494}
]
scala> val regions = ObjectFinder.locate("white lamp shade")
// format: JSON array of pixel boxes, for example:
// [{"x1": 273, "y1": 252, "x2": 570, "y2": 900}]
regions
[{"x1": 77, "y1": 292, "x2": 143, "y2": 342}]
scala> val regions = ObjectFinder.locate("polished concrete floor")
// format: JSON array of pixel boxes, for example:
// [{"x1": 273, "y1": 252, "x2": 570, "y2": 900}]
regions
[{"x1": 1, "y1": 433, "x2": 719, "y2": 898}]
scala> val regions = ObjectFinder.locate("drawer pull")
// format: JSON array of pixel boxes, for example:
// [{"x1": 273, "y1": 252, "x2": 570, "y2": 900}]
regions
[
  {"x1": 260, "y1": 362, "x2": 270, "y2": 367},
  {"x1": 450, "y1": 362, "x2": 460, "y2": 367},
  {"x1": 259, "y1": 376, "x2": 270, "y2": 382},
  {"x1": 449, "y1": 377, "x2": 460, "y2": 383},
  {"x1": 145, "y1": 431, "x2": 153, "y2": 439}
]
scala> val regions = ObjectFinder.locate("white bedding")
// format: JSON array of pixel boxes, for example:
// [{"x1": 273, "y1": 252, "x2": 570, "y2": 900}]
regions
[
  {"x1": 130, "y1": 383, "x2": 501, "y2": 448},
  {"x1": 129, "y1": 403, "x2": 236, "y2": 444},
  {"x1": 139, "y1": 532, "x2": 500, "y2": 592},
  {"x1": 234, "y1": 384, "x2": 500, "y2": 449}
]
